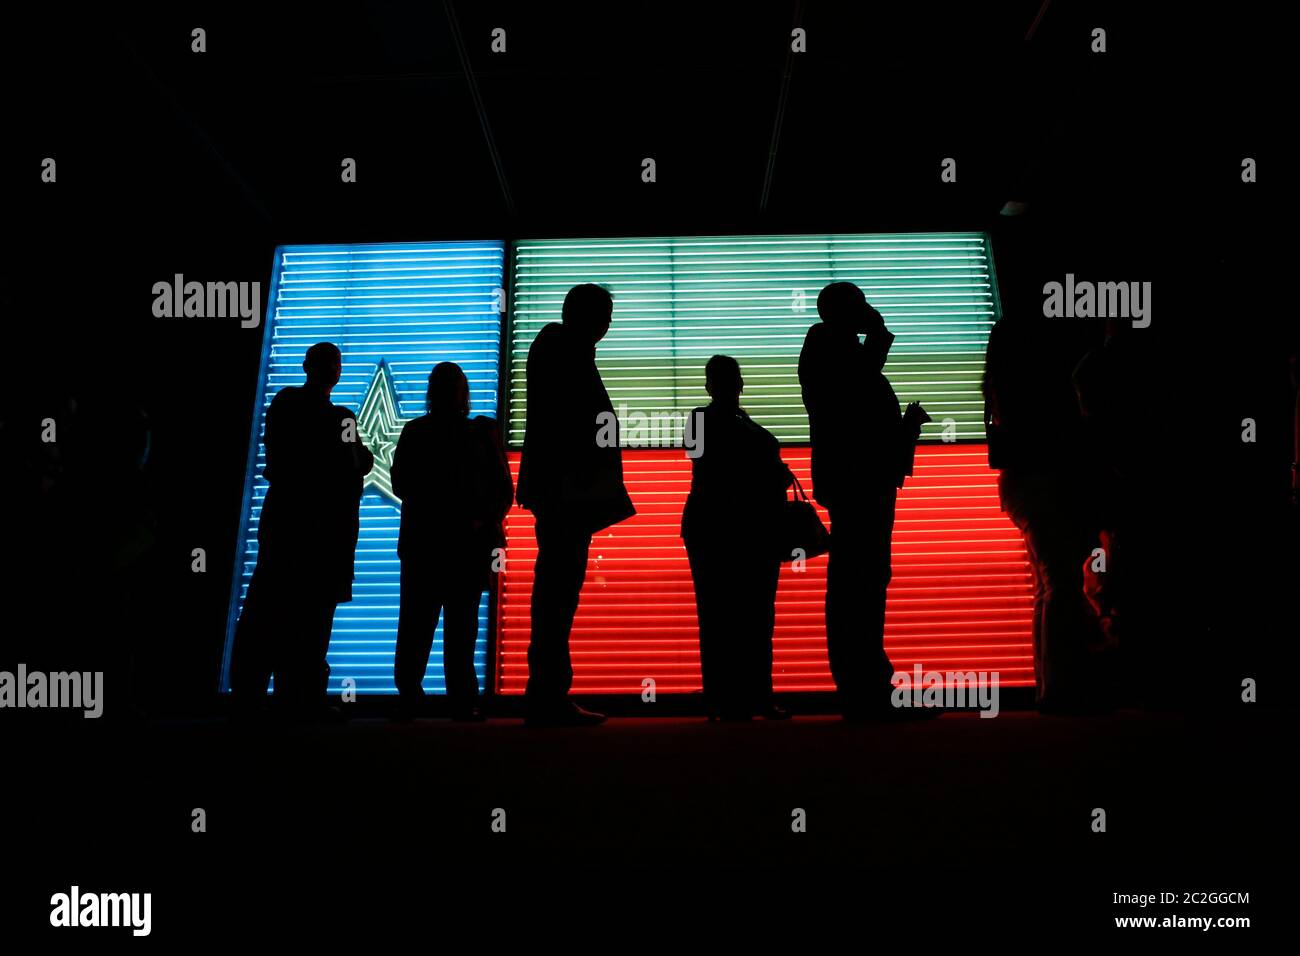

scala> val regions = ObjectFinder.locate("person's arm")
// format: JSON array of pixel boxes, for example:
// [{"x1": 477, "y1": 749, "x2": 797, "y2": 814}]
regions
[
  {"x1": 799, "y1": 327, "x2": 841, "y2": 419},
  {"x1": 754, "y1": 419, "x2": 794, "y2": 495},
  {"x1": 860, "y1": 305, "x2": 895, "y2": 373},
  {"x1": 340, "y1": 409, "x2": 374, "y2": 477},
  {"x1": 1291, "y1": 353, "x2": 1299, "y2": 507},
  {"x1": 263, "y1": 391, "x2": 311, "y2": 486},
  {"x1": 475, "y1": 417, "x2": 514, "y2": 523},
  {"x1": 685, "y1": 407, "x2": 714, "y2": 493},
  {"x1": 356, "y1": 432, "x2": 374, "y2": 477},
  {"x1": 526, "y1": 328, "x2": 587, "y2": 462},
  {"x1": 898, "y1": 401, "x2": 930, "y2": 482},
  {"x1": 390, "y1": 421, "x2": 414, "y2": 501}
]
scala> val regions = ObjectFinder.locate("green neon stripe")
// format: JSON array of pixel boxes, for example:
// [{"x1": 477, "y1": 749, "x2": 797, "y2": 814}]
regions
[{"x1": 508, "y1": 232, "x2": 999, "y2": 446}]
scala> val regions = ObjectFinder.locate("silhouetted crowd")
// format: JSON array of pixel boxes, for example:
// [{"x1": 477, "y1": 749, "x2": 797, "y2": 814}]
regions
[
  {"x1": 4, "y1": 274, "x2": 1295, "y2": 724},
  {"x1": 204, "y1": 280, "x2": 1296, "y2": 723}
]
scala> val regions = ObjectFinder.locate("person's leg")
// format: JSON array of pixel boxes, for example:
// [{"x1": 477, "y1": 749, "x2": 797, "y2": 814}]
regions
[
  {"x1": 229, "y1": 568, "x2": 273, "y2": 707},
  {"x1": 272, "y1": 589, "x2": 337, "y2": 713},
  {"x1": 442, "y1": 587, "x2": 483, "y2": 715},
  {"x1": 825, "y1": 505, "x2": 863, "y2": 702},
  {"x1": 304, "y1": 598, "x2": 337, "y2": 704},
  {"x1": 861, "y1": 489, "x2": 897, "y2": 691},
  {"x1": 265, "y1": 584, "x2": 297, "y2": 709},
  {"x1": 750, "y1": 556, "x2": 782, "y2": 711},
  {"x1": 686, "y1": 542, "x2": 723, "y2": 716},
  {"x1": 1001, "y1": 473, "x2": 1050, "y2": 702},
  {"x1": 1024, "y1": 537, "x2": 1049, "y2": 697},
  {"x1": 712, "y1": 555, "x2": 750, "y2": 718},
  {"x1": 526, "y1": 515, "x2": 590, "y2": 706},
  {"x1": 394, "y1": 559, "x2": 441, "y2": 700},
  {"x1": 826, "y1": 496, "x2": 896, "y2": 713},
  {"x1": 1021, "y1": 505, "x2": 1098, "y2": 710}
]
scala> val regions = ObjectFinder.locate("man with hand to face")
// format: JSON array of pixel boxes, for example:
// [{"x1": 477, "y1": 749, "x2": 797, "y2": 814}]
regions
[{"x1": 799, "y1": 283, "x2": 931, "y2": 721}]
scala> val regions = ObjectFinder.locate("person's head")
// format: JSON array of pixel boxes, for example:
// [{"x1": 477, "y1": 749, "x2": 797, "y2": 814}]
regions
[
  {"x1": 303, "y1": 342, "x2": 343, "y2": 392},
  {"x1": 426, "y1": 361, "x2": 470, "y2": 417},
  {"x1": 562, "y1": 283, "x2": 614, "y2": 344},
  {"x1": 704, "y1": 354, "x2": 743, "y2": 408},
  {"x1": 817, "y1": 281, "x2": 881, "y2": 334}
]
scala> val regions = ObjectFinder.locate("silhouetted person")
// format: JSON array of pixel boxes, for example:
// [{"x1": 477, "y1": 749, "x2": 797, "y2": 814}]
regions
[
  {"x1": 0, "y1": 382, "x2": 157, "y2": 718},
  {"x1": 984, "y1": 314, "x2": 1104, "y2": 713},
  {"x1": 1291, "y1": 351, "x2": 1299, "y2": 511},
  {"x1": 391, "y1": 362, "x2": 513, "y2": 721},
  {"x1": 230, "y1": 342, "x2": 373, "y2": 718},
  {"x1": 516, "y1": 284, "x2": 634, "y2": 726},
  {"x1": 1072, "y1": 317, "x2": 1137, "y2": 648},
  {"x1": 800, "y1": 283, "x2": 929, "y2": 720},
  {"x1": 682, "y1": 355, "x2": 793, "y2": 720},
  {"x1": 1072, "y1": 316, "x2": 1178, "y2": 709}
]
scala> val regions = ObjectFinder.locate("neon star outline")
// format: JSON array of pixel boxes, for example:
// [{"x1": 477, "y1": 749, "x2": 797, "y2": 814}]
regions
[{"x1": 356, "y1": 360, "x2": 411, "y2": 504}]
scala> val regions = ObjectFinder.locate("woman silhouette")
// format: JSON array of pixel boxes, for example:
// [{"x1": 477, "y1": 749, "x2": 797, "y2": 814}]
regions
[
  {"x1": 391, "y1": 362, "x2": 513, "y2": 720},
  {"x1": 682, "y1": 355, "x2": 794, "y2": 720}
]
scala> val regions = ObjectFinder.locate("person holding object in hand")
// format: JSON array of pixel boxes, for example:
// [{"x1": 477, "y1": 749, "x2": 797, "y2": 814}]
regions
[{"x1": 799, "y1": 283, "x2": 933, "y2": 721}]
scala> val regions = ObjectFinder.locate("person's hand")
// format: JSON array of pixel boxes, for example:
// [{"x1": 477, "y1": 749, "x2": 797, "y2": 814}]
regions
[
  {"x1": 858, "y1": 305, "x2": 887, "y2": 337},
  {"x1": 904, "y1": 401, "x2": 931, "y2": 428}
]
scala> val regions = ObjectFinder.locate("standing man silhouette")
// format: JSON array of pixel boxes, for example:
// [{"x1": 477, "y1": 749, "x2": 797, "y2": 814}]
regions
[
  {"x1": 516, "y1": 284, "x2": 634, "y2": 727},
  {"x1": 987, "y1": 313, "x2": 1106, "y2": 711},
  {"x1": 799, "y1": 283, "x2": 929, "y2": 720},
  {"x1": 230, "y1": 342, "x2": 373, "y2": 718}
]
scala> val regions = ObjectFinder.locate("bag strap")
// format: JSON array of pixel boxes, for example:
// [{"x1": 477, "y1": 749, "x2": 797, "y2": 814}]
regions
[{"x1": 789, "y1": 471, "x2": 810, "y2": 502}]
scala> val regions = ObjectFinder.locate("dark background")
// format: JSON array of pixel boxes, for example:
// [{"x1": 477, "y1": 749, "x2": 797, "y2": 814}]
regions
[
  {"x1": 0, "y1": 0, "x2": 1294, "y2": 938},
  {"x1": 4, "y1": 1, "x2": 1290, "y2": 714}
]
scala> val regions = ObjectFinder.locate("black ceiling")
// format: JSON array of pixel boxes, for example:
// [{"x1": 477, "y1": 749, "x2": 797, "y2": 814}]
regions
[
  {"x1": 8, "y1": 1, "x2": 1277, "y2": 242},
  {"x1": 2, "y1": 0, "x2": 1282, "y2": 402}
]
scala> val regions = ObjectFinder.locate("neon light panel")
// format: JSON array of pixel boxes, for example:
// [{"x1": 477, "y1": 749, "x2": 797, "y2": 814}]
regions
[
  {"x1": 221, "y1": 241, "x2": 505, "y2": 694},
  {"x1": 508, "y1": 233, "x2": 1000, "y2": 447}
]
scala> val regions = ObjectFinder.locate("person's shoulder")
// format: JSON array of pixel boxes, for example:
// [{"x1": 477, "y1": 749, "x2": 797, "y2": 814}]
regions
[
  {"x1": 267, "y1": 386, "x2": 307, "y2": 419},
  {"x1": 739, "y1": 409, "x2": 778, "y2": 441},
  {"x1": 801, "y1": 322, "x2": 833, "y2": 351},
  {"x1": 399, "y1": 412, "x2": 431, "y2": 435},
  {"x1": 532, "y1": 323, "x2": 565, "y2": 347},
  {"x1": 749, "y1": 412, "x2": 778, "y2": 439},
  {"x1": 465, "y1": 416, "x2": 499, "y2": 444}
]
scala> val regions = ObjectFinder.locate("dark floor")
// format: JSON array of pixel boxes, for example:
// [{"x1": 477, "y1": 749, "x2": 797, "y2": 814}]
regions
[{"x1": 6, "y1": 707, "x2": 1291, "y2": 939}]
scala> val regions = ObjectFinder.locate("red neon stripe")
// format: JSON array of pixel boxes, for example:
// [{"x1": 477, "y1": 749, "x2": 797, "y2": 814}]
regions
[{"x1": 496, "y1": 445, "x2": 1035, "y2": 694}]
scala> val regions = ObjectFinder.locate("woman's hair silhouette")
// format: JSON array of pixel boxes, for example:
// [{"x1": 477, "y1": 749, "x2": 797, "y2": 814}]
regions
[{"x1": 426, "y1": 361, "x2": 471, "y2": 416}]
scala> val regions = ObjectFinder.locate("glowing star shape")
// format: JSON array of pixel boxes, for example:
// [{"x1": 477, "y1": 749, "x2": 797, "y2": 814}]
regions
[{"x1": 356, "y1": 360, "x2": 412, "y2": 504}]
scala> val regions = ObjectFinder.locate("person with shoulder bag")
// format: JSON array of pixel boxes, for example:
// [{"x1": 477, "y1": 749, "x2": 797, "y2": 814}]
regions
[{"x1": 682, "y1": 355, "x2": 795, "y2": 721}]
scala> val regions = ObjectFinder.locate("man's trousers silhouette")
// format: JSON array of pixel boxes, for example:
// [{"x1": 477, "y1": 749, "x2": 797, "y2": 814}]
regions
[
  {"x1": 229, "y1": 568, "x2": 336, "y2": 709},
  {"x1": 525, "y1": 515, "x2": 591, "y2": 704},
  {"x1": 825, "y1": 489, "x2": 898, "y2": 707},
  {"x1": 686, "y1": 539, "x2": 780, "y2": 716}
]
